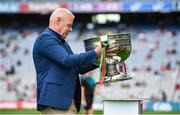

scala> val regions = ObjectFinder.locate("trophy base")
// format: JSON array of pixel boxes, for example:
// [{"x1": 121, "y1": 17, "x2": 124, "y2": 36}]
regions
[{"x1": 96, "y1": 74, "x2": 132, "y2": 85}]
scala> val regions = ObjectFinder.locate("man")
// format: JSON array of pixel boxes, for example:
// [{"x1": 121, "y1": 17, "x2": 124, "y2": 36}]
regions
[
  {"x1": 81, "y1": 71, "x2": 96, "y2": 115},
  {"x1": 33, "y1": 8, "x2": 116, "y2": 114}
]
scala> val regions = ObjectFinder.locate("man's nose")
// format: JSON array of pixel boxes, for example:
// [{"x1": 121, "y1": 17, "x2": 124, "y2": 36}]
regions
[{"x1": 69, "y1": 27, "x2": 72, "y2": 32}]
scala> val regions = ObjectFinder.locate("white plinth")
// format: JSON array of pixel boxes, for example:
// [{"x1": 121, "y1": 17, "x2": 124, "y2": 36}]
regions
[{"x1": 103, "y1": 99, "x2": 142, "y2": 115}]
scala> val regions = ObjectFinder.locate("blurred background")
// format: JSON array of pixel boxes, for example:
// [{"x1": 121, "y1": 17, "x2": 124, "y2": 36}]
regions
[{"x1": 0, "y1": 0, "x2": 180, "y2": 114}]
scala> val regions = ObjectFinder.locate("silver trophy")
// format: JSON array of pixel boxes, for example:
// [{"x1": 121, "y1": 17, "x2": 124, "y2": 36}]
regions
[{"x1": 83, "y1": 34, "x2": 132, "y2": 84}]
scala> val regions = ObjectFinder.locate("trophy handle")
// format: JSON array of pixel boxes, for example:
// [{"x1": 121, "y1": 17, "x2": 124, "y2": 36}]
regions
[{"x1": 119, "y1": 63, "x2": 127, "y2": 76}]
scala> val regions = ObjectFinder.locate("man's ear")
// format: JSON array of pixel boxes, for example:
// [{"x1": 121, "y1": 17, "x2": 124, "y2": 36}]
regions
[{"x1": 57, "y1": 17, "x2": 61, "y2": 25}]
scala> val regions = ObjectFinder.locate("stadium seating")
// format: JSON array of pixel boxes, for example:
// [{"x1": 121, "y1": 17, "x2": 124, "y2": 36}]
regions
[{"x1": 0, "y1": 23, "x2": 180, "y2": 106}]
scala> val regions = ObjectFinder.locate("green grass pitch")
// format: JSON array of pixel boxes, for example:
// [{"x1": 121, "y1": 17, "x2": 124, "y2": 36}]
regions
[{"x1": 0, "y1": 109, "x2": 180, "y2": 114}]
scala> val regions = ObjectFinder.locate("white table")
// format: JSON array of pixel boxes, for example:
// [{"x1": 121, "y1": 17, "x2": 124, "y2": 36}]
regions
[{"x1": 103, "y1": 98, "x2": 143, "y2": 115}]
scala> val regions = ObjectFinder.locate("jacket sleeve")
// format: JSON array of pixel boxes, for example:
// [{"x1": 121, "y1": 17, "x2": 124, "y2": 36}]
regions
[
  {"x1": 39, "y1": 37, "x2": 97, "y2": 69},
  {"x1": 77, "y1": 63, "x2": 99, "y2": 74}
]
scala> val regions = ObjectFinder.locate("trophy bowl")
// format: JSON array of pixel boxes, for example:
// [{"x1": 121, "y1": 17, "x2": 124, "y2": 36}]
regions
[{"x1": 83, "y1": 34, "x2": 132, "y2": 85}]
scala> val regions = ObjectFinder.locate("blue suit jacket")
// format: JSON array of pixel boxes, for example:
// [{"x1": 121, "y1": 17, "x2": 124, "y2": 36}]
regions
[{"x1": 33, "y1": 27, "x2": 98, "y2": 112}]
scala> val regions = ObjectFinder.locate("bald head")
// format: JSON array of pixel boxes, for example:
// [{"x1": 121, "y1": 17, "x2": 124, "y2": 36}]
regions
[
  {"x1": 49, "y1": 8, "x2": 74, "y2": 38},
  {"x1": 49, "y1": 8, "x2": 74, "y2": 24}
]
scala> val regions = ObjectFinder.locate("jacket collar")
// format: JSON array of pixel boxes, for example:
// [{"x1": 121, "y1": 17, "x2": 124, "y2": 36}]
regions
[{"x1": 45, "y1": 27, "x2": 65, "y2": 44}]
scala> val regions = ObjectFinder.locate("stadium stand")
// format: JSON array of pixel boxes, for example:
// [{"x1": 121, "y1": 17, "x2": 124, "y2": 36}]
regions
[
  {"x1": 0, "y1": 21, "x2": 179, "y2": 105},
  {"x1": 0, "y1": 0, "x2": 179, "y2": 110}
]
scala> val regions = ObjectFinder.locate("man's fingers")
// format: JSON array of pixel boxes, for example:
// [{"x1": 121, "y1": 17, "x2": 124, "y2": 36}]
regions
[
  {"x1": 106, "y1": 53, "x2": 117, "y2": 57},
  {"x1": 108, "y1": 44, "x2": 116, "y2": 49},
  {"x1": 106, "y1": 47, "x2": 118, "y2": 53},
  {"x1": 106, "y1": 44, "x2": 117, "y2": 58},
  {"x1": 95, "y1": 43, "x2": 103, "y2": 58}
]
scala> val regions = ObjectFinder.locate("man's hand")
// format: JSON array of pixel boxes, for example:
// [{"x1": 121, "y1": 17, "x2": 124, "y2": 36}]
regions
[
  {"x1": 95, "y1": 43, "x2": 117, "y2": 58},
  {"x1": 106, "y1": 44, "x2": 117, "y2": 58},
  {"x1": 95, "y1": 43, "x2": 102, "y2": 58},
  {"x1": 82, "y1": 100, "x2": 87, "y2": 107}
]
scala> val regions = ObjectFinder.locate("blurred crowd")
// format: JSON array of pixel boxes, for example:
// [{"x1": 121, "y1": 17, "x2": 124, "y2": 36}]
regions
[{"x1": 0, "y1": 21, "x2": 180, "y2": 106}]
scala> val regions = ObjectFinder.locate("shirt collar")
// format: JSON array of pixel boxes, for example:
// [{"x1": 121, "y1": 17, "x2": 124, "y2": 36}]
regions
[{"x1": 46, "y1": 27, "x2": 65, "y2": 44}]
